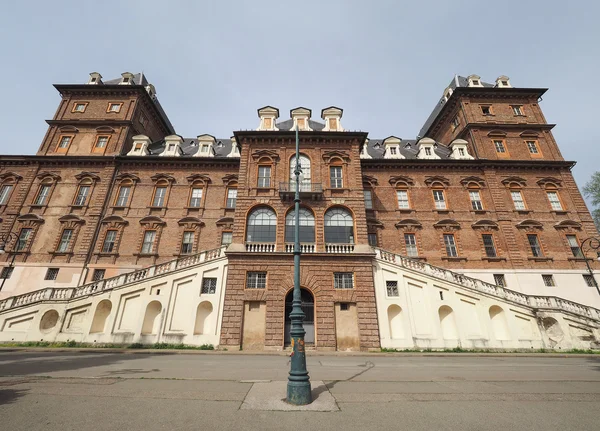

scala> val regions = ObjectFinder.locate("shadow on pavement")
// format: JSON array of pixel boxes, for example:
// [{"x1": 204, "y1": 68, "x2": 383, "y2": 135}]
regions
[
  {"x1": 0, "y1": 388, "x2": 29, "y2": 406},
  {"x1": 0, "y1": 352, "x2": 160, "y2": 376},
  {"x1": 586, "y1": 356, "x2": 600, "y2": 372}
]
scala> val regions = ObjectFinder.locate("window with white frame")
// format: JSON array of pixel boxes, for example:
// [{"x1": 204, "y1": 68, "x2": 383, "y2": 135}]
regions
[
  {"x1": 404, "y1": 233, "x2": 418, "y2": 257},
  {"x1": 386, "y1": 280, "x2": 399, "y2": 297},
  {"x1": 152, "y1": 186, "x2": 167, "y2": 207},
  {"x1": 58, "y1": 136, "x2": 72, "y2": 149},
  {"x1": 324, "y1": 208, "x2": 354, "y2": 243},
  {"x1": 363, "y1": 190, "x2": 373, "y2": 210},
  {"x1": 141, "y1": 230, "x2": 157, "y2": 254},
  {"x1": 526, "y1": 141, "x2": 539, "y2": 154},
  {"x1": 330, "y1": 166, "x2": 343, "y2": 188},
  {"x1": 469, "y1": 190, "x2": 483, "y2": 210},
  {"x1": 57, "y1": 229, "x2": 73, "y2": 253},
  {"x1": 334, "y1": 272, "x2": 354, "y2": 289},
  {"x1": 221, "y1": 231, "x2": 232, "y2": 246},
  {"x1": 181, "y1": 231, "x2": 195, "y2": 254},
  {"x1": 482, "y1": 234, "x2": 497, "y2": 258},
  {"x1": 0, "y1": 184, "x2": 13, "y2": 205},
  {"x1": 189, "y1": 187, "x2": 203, "y2": 207},
  {"x1": 494, "y1": 140, "x2": 506, "y2": 153},
  {"x1": 201, "y1": 277, "x2": 217, "y2": 294},
  {"x1": 433, "y1": 190, "x2": 447, "y2": 210},
  {"x1": 226, "y1": 187, "x2": 237, "y2": 208},
  {"x1": 566, "y1": 235, "x2": 583, "y2": 258},
  {"x1": 246, "y1": 272, "x2": 267, "y2": 289},
  {"x1": 74, "y1": 185, "x2": 90, "y2": 206},
  {"x1": 396, "y1": 190, "x2": 410, "y2": 209},
  {"x1": 546, "y1": 191, "x2": 563, "y2": 211},
  {"x1": 511, "y1": 105, "x2": 523, "y2": 116},
  {"x1": 101, "y1": 230, "x2": 117, "y2": 253},
  {"x1": 510, "y1": 190, "x2": 526, "y2": 210},
  {"x1": 285, "y1": 208, "x2": 315, "y2": 243},
  {"x1": 527, "y1": 234, "x2": 543, "y2": 257},
  {"x1": 246, "y1": 207, "x2": 277, "y2": 242},
  {"x1": 34, "y1": 184, "x2": 51, "y2": 206},
  {"x1": 16, "y1": 228, "x2": 32, "y2": 252},
  {"x1": 258, "y1": 166, "x2": 271, "y2": 188},
  {"x1": 116, "y1": 184, "x2": 131, "y2": 207},
  {"x1": 94, "y1": 136, "x2": 109, "y2": 150}
]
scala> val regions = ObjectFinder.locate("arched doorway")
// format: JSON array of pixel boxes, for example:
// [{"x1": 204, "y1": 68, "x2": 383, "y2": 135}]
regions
[{"x1": 284, "y1": 288, "x2": 315, "y2": 346}]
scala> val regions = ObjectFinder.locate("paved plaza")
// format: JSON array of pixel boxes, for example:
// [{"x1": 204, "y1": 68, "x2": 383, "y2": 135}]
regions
[{"x1": 1, "y1": 350, "x2": 599, "y2": 430}]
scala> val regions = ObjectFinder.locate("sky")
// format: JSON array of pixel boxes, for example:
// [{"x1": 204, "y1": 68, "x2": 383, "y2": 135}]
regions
[{"x1": 0, "y1": 0, "x2": 598, "y2": 206}]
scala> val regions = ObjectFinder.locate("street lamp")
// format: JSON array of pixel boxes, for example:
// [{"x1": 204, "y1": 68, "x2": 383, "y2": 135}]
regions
[
  {"x1": 0, "y1": 232, "x2": 19, "y2": 292},
  {"x1": 580, "y1": 236, "x2": 600, "y2": 296},
  {"x1": 286, "y1": 125, "x2": 312, "y2": 405}
]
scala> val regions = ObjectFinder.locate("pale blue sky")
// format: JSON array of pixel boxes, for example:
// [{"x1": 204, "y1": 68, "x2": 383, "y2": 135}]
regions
[{"x1": 0, "y1": 1, "x2": 598, "y2": 203}]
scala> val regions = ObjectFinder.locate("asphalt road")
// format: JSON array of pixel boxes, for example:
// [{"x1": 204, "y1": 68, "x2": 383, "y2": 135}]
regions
[{"x1": 1, "y1": 351, "x2": 599, "y2": 431}]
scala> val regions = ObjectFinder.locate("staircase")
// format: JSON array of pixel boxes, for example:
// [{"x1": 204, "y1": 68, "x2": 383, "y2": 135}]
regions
[{"x1": 0, "y1": 247, "x2": 228, "y2": 346}]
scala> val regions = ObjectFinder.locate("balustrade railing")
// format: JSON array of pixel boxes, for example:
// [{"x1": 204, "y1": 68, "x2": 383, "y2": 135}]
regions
[
  {"x1": 0, "y1": 246, "x2": 226, "y2": 312},
  {"x1": 325, "y1": 243, "x2": 355, "y2": 254},
  {"x1": 285, "y1": 243, "x2": 315, "y2": 253},
  {"x1": 245, "y1": 242, "x2": 276, "y2": 253},
  {"x1": 373, "y1": 247, "x2": 600, "y2": 322}
]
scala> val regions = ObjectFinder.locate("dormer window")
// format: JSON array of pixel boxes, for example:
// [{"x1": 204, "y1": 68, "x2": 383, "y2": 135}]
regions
[
  {"x1": 390, "y1": 147, "x2": 397, "y2": 155},
  {"x1": 122, "y1": 77, "x2": 129, "y2": 83},
  {"x1": 297, "y1": 118, "x2": 306, "y2": 129},
  {"x1": 458, "y1": 148, "x2": 465, "y2": 156},
  {"x1": 201, "y1": 144, "x2": 209, "y2": 153},
  {"x1": 168, "y1": 144, "x2": 175, "y2": 151},
  {"x1": 472, "y1": 79, "x2": 480, "y2": 86},
  {"x1": 425, "y1": 147, "x2": 432, "y2": 156},
  {"x1": 502, "y1": 80, "x2": 508, "y2": 86},
  {"x1": 329, "y1": 118, "x2": 338, "y2": 129},
  {"x1": 264, "y1": 118, "x2": 273, "y2": 129}
]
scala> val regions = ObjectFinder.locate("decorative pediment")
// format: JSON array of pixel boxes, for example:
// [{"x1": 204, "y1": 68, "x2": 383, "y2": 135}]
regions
[
  {"x1": 471, "y1": 220, "x2": 498, "y2": 230},
  {"x1": 100, "y1": 215, "x2": 128, "y2": 227},
  {"x1": 36, "y1": 171, "x2": 61, "y2": 182},
  {"x1": 366, "y1": 219, "x2": 384, "y2": 229},
  {"x1": 516, "y1": 219, "x2": 544, "y2": 231},
  {"x1": 536, "y1": 177, "x2": 562, "y2": 188},
  {"x1": 389, "y1": 175, "x2": 414, "y2": 187},
  {"x1": 0, "y1": 171, "x2": 23, "y2": 182},
  {"x1": 395, "y1": 219, "x2": 422, "y2": 231},
  {"x1": 74, "y1": 172, "x2": 101, "y2": 182},
  {"x1": 216, "y1": 217, "x2": 235, "y2": 229},
  {"x1": 58, "y1": 214, "x2": 85, "y2": 228},
  {"x1": 178, "y1": 217, "x2": 205, "y2": 229},
  {"x1": 487, "y1": 130, "x2": 507, "y2": 137},
  {"x1": 115, "y1": 173, "x2": 140, "y2": 183},
  {"x1": 222, "y1": 174, "x2": 239, "y2": 185},
  {"x1": 424, "y1": 176, "x2": 450, "y2": 188},
  {"x1": 186, "y1": 174, "x2": 212, "y2": 184},
  {"x1": 139, "y1": 216, "x2": 166, "y2": 225},
  {"x1": 151, "y1": 173, "x2": 176, "y2": 184},
  {"x1": 460, "y1": 176, "x2": 486, "y2": 189},
  {"x1": 95, "y1": 126, "x2": 116, "y2": 133},
  {"x1": 520, "y1": 130, "x2": 540, "y2": 138},
  {"x1": 322, "y1": 150, "x2": 350, "y2": 164},
  {"x1": 58, "y1": 125, "x2": 79, "y2": 133},
  {"x1": 501, "y1": 176, "x2": 527, "y2": 188},
  {"x1": 362, "y1": 175, "x2": 378, "y2": 187},
  {"x1": 17, "y1": 213, "x2": 45, "y2": 225},
  {"x1": 251, "y1": 149, "x2": 280, "y2": 163},
  {"x1": 554, "y1": 220, "x2": 582, "y2": 231},
  {"x1": 433, "y1": 219, "x2": 461, "y2": 231}
]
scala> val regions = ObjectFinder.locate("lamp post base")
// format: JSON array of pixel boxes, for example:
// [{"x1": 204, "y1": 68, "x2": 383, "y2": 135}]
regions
[{"x1": 287, "y1": 380, "x2": 312, "y2": 405}]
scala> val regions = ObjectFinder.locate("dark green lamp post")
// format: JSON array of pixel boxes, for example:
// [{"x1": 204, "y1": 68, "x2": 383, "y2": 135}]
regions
[{"x1": 286, "y1": 124, "x2": 312, "y2": 405}]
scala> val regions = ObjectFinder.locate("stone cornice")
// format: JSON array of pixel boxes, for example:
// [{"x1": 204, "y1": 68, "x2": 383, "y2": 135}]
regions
[{"x1": 361, "y1": 158, "x2": 575, "y2": 170}]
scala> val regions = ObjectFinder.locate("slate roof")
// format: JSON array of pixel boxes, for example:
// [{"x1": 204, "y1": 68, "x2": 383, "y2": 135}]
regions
[
  {"x1": 365, "y1": 139, "x2": 451, "y2": 159},
  {"x1": 147, "y1": 137, "x2": 233, "y2": 157},
  {"x1": 275, "y1": 119, "x2": 326, "y2": 131}
]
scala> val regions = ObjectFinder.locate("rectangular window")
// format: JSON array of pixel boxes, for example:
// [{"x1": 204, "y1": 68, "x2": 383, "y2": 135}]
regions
[
  {"x1": 329, "y1": 118, "x2": 337, "y2": 129},
  {"x1": 386, "y1": 280, "x2": 399, "y2": 297},
  {"x1": 364, "y1": 190, "x2": 373, "y2": 210},
  {"x1": 334, "y1": 272, "x2": 354, "y2": 289},
  {"x1": 152, "y1": 187, "x2": 167, "y2": 207},
  {"x1": 469, "y1": 190, "x2": 483, "y2": 211},
  {"x1": 330, "y1": 166, "x2": 343, "y2": 188},
  {"x1": 566, "y1": 235, "x2": 583, "y2": 258},
  {"x1": 404, "y1": 233, "x2": 418, "y2": 257},
  {"x1": 16, "y1": 228, "x2": 32, "y2": 252},
  {"x1": 264, "y1": 118, "x2": 273, "y2": 129},
  {"x1": 493, "y1": 274, "x2": 507, "y2": 287},
  {"x1": 220, "y1": 231, "x2": 233, "y2": 246},
  {"x1": 396, "y1": 190, "x2": 410, "y2": 209},
  {"x1": 0, "y1": 267, "x2": 14, "y2": 279},
  {"x1": 510, "y1": 190, "x2": 526, "y2": 210},
  {"x1": 526, "y1": 141, "x2": 539, "y2": 154},
  {"x1": 390, "y1": 147, "x2": 397, "y2": 155},
  {"x1": 108, "y1": 103, "x2": 122, "y2": 113},
  {"x1": 201, "y1": 277, "x2": 217, "y2": 294},
  {"x1": 45, "y1": 268, "x2": 59, "y2": 281},
  {"x1": 583, "y1": 274, "x2": 597, "y2": 287},
  {"x1": 547, "y1": 191, "x2": 563, "y2": 211},
  {"x1": 141, "y1": 230, "x2": 157, "y2": 254},
  {"x1": 542, "y1": 274, "x2": 556, "y2": 287},
  {"x1": 368, "y1": 233, "x2": 377, "y2": 246},
  {"x1": 527, "y1": 234, "x2": 543, "y2": 257},
  {"x1": 452, "y1": 116, "x2": 459, "y2": 129},
  {"x1": 74, "y1": 185, "x2": 90, "y2": 206},
  {"x1": 58, "y1": 136, "x2": 71, "y2": 149},
  {"x1": 0, "y1": 184, "x2": 13, "y2": 205},
  {"x1": 443, "y1": 234, "x2": 458, "y2": 257},
  {"x1": 189, "y1": 188, "x2": 203, "y2": 207},
  {"x1": 512, "y1": 105, "x2": 523, "y2": 116},
  {"x1": 493, "y1": 140, "x2": 506, "y2": 153},
  {"x1": 181, "y1": 231, "x2": 195, "y2": 254},
  {"x1": 92, "y1": 269, "x2": 106, "y2": 282},
  {"x1": 481, "y1": 105, "x2": 491, "y2": 115},
  {"x1": 116, "y1": 186, "x2": 131, "y2": 207},
  {"x1": 258, "y1": 166, "x2": 271, "y2": 188},
  {"x1": 57, "y1": 229, "x2": 73, "y2": 253},
  {"x1": 94, "y1": 136, "x2": 109, "y2": 150},
  {"x1": 226, "y1": 188, "x2": 237, "y2": 208},
  {"x1": 34, "y1": 185, "x2": 51, "y2": 205},
  {"x1": 482, "y1": 234, "x2": 497, "y2": 258},
  {"x1": 425, "y1": 147, "x2": 432, "y2": 156},
  {"x1": 101, "y1": 230, "x2": 117, "y2": 253},
  {"x1": 246, "y1": 272, "x2": 267, "y2": 289},
  {"x1": 433, "y1": 190, "x2": 447, "y2": 210},
  {"x1": 73, "y1": 103, "x2": 87, "y2": 112}
]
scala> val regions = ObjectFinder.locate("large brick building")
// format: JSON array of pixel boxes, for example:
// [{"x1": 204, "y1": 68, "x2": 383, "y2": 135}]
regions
[{"x1": 0, "y1": 72, "x2": 598, "y2": 351}]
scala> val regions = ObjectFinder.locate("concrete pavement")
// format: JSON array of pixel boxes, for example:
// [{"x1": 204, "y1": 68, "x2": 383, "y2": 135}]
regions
[{"x1": 1, "y1": 351, "x2": 599, "y2": 430}]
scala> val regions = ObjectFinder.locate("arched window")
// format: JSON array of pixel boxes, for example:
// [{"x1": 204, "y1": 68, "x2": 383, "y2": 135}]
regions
[
  {"x1": 324, "y1": 208, "x2": 354, "y2": 244},
  {"x1": 290, "y1": 154, "x2": 311, "y2": 191},
  {"x1": 285, "y1": 208, "x2": 315, "y2": 243},
  {"x1": 246, "y1": 207, "x2": 277, "y2": 243}
]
